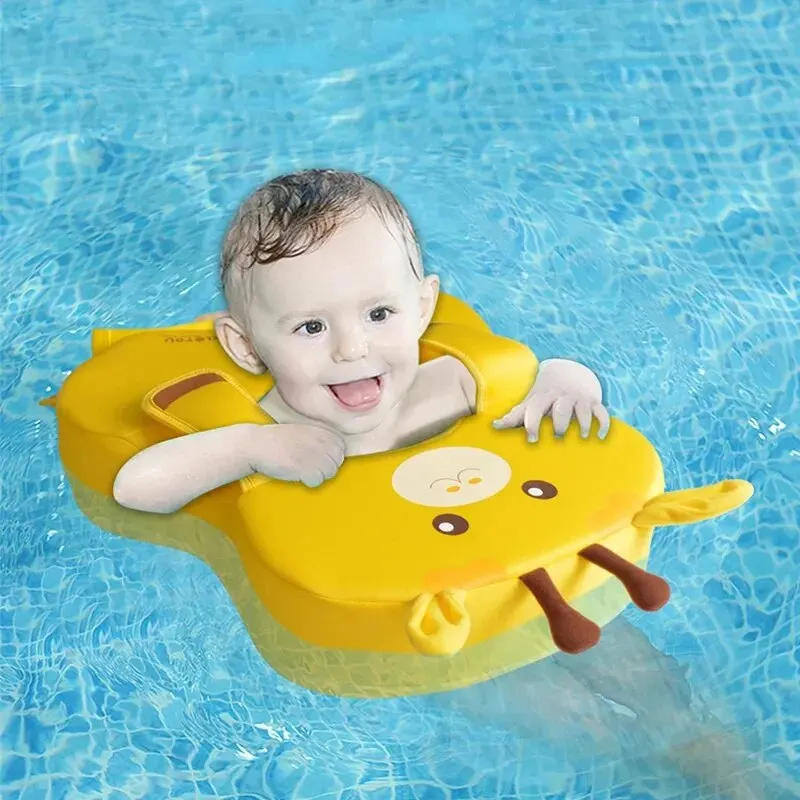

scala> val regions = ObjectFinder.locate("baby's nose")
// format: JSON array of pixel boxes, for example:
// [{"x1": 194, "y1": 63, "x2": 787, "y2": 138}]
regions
[{"x1": 332, "y1": 326, "x2": 369, "y2": 361}]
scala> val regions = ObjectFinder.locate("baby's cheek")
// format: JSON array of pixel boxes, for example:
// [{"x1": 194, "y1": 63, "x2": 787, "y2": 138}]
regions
[
  {"x1": 266, "y1": 345, "x2": 324, "y2": 384},
  {"x1": 272, "y1": 377, "x2": 325, "y2": 416},
  {"x1": 273, "y1": 369, "x2": 319, "y2": 394},
  {"x1": 378, "y1": 331, "x2": 421, "y2": 366}
]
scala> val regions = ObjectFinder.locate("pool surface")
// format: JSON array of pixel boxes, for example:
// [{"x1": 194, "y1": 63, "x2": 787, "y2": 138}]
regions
[{"x1": 2, "y1": 0, "x2": 799, "y2": 798}]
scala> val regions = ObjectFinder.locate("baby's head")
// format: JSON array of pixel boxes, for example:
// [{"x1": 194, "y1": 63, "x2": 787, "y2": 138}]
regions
[{"x1": 215, "y1": 169, "x2": 440, "y2": 435}]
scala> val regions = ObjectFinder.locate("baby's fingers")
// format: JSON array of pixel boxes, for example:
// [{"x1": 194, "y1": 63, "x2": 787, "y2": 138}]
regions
[
  {"x1": 523, "y1": 395, "x2": 553, "y2": 442},
  {"x1": 300, "y1": 469, "x2": 326, "y2": 488},
  {"x1": 575, "y1": 400, "x2": 592, "y2": 438},
  {"x1": 314, "y1": 429, "x2": 347, "y2": 463},
  {"x1": 593, "y1": 404, "x2": 611, "y2": 439},
  {"x1": 325, "y1": 439, "x2": 346, "y2": 467},
  {"x1": 551, "y1": 396, "x2": 576, "y2": 438},
  {"x1": 310, "y1": 447, "x2": 342, "y2": 480},
  {"x1": 492, "y1": 404, "x2": 525, "y2": 430}
]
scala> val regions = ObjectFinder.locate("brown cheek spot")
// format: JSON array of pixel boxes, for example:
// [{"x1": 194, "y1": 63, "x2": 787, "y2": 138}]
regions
[
  {"x1": 519, "y1": 568, "x2": 601, "y2": 654},
  {"x1": 579, "y1": 544, "x2": 671, "y2": 611}
]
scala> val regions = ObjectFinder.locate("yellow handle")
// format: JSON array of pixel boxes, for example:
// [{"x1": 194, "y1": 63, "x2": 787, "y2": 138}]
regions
[
  {"x1": 429, "y1": 292, "x2": 492, "y2": 333},
  {"x1": 142, "y1": 369, "x2": 273, "y2": 493},
  {"x1": 142, "y1": 369, "x2": 271, "y2": 434},
  {"x1": 632, "y1": 479, "x2": 754, "y2": 528},
  {"x1": 420, "y1": 323, "x2": 538, "y2": 421},
  {"x1": 406, "y1": 590, "x2": 471, "y2": 656}
]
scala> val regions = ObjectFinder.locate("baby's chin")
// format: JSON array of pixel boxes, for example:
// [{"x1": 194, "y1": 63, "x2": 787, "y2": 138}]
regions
[
  {"x1": 279, "y1": 374, "x2": 409, "y2": 436},
  {"x1": 317, "y1": 404, "x2": 395, "y2": 437},
  {"x1": 330, "y1": 396, "x2": 410, "y2": 440}
]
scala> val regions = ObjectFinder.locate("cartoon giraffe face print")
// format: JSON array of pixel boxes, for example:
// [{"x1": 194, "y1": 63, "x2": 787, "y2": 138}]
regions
[{"x1": 391, "y1": 447, "x2": 513, "y2": 508}]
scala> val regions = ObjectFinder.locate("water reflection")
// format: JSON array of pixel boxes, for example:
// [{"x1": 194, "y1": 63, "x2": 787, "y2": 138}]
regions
[{"x1": 432, "y1": 618, "x2": 794, "y2": 799}]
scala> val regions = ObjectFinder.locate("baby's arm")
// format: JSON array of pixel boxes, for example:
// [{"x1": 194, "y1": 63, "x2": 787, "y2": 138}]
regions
[
  {"x1": 113, "y1": 423, "x2": 345, "y2": 514},
  {"x1": 114, "y1": 424, "x2": 260, "y2": 514}
]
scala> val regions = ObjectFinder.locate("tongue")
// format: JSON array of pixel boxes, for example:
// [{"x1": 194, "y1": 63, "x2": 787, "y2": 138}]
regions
[{"x1": 329, "y1": 377, "x2": 380, "y2": 408}]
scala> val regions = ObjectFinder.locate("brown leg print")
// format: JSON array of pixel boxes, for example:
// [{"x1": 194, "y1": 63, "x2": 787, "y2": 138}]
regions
[
  {"x1": 520, "y1": 568, "x2": 601, "y2": 654},
  {"x1": 579, "y1": 544, "x2": 671, "y2": 611}
]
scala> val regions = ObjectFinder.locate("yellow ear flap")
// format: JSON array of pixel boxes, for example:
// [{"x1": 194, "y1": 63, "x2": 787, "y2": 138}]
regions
[
  {"x1": 632, "y1": 479, "x2": 753, "y2": 528},
  {"x1": 406, "y1": 590, "x2": 471, "y2": 656}
]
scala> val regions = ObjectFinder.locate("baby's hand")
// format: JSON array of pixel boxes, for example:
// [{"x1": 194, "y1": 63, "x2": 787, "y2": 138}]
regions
[
  {"x1": 247, "y1": 424, "x2": 346, "y2": 488},
  {"x1": 493, "y1": 358, "x2": 610, "y2": 442}
]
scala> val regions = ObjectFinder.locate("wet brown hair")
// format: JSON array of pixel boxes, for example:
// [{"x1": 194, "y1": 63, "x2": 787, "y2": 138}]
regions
[{"x1": 220, "y1": 169, "x2": 422, "y2": 310}]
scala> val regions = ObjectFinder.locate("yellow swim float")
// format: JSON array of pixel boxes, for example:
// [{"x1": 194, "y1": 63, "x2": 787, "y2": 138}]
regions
[{"x1": 47, "y1": 293, "x2": 753, "y2": 697}]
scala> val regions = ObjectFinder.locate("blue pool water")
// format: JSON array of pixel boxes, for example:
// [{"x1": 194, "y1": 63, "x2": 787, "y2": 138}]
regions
[{"x1": 2, "y1": 0, "x2": 799, "y2": 797}]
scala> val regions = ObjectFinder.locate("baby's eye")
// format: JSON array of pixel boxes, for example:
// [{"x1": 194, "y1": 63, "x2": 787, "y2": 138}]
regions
[
  {"x1": 297, "y1": 320, "x2": 325, "y2": 336},
  {"x1": 368, "y1": 306, "x2": 393, "y2": 323}
]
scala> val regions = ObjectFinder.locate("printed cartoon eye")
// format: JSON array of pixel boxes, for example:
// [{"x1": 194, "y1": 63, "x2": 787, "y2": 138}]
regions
[
  {"x1": 432, "y1": 513, "x2": 469, "y2": 535},
  {"x1": 521, "y1": 480, "x2": 558, "y2": 499}
]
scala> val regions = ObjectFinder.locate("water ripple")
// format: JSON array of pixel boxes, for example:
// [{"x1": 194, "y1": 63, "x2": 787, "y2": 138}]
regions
[{"x1": 1, "y1": 0, "x2": 799, "y2": 798}]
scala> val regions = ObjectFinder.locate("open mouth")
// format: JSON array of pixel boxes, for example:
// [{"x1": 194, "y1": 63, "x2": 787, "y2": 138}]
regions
[
  {"x1": 519, "y1": 544, "x2": 671, "y2": 654},
  {"x1": 327, "y1": 375, "x2": 383, "y2": 411}
]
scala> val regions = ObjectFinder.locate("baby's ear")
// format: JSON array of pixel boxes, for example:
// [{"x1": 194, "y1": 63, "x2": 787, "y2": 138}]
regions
[
  {"x1": 214, "y1": 313, "x2": 267, "y2": 374},
  {"x1": 418, "y1": 274, "x2": 440, "y2": 335}
]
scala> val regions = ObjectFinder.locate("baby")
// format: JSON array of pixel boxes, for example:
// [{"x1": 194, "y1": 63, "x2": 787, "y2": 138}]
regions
[{"x1": 113, "y1": 169, "x2": 610, "y2": 514}]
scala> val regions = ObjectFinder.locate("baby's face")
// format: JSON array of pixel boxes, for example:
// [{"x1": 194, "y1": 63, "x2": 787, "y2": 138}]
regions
[{"x1": 243, "y1": 211, "x2": 436, "y2": 435}]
